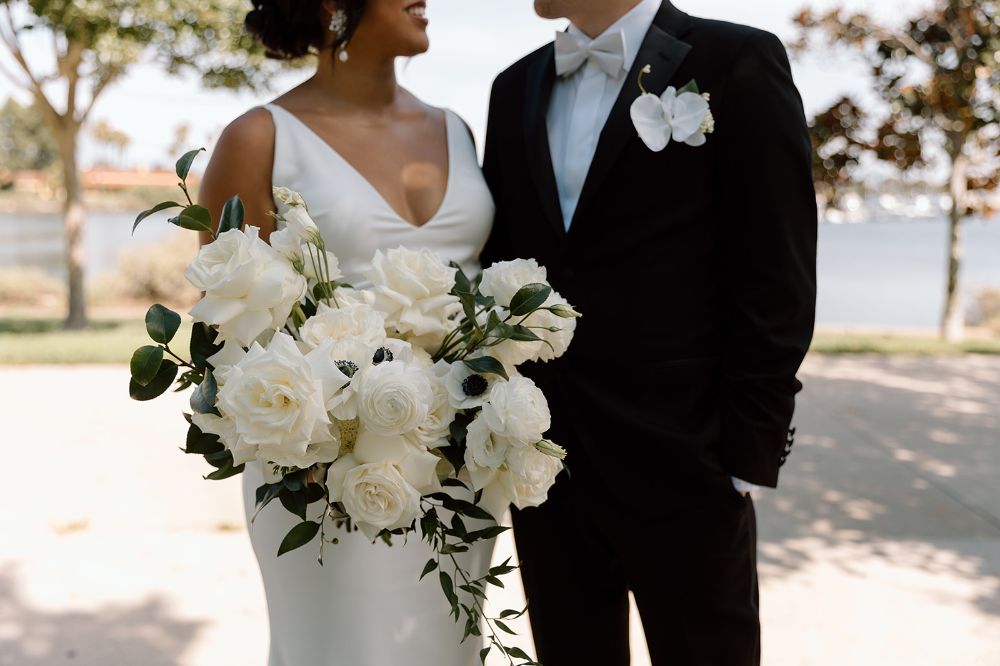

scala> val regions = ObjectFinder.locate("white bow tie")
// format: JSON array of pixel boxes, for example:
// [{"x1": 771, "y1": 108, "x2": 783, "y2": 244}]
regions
[{"x1": 554, "y1": 30, "x2": 627, "y2": 78}]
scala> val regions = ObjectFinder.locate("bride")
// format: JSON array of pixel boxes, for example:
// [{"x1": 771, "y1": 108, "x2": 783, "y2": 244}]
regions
[{"x1": 197, "y1": 1, "x2": 496, "y2": 664}]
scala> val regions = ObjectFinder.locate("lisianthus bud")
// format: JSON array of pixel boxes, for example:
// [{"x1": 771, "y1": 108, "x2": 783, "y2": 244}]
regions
[
  {"x1": 535, "y1": 439, "x2": 567, "y2": 460},
  {"x1": 549, "y1": 303, "x2": 582, "y2": 319}
]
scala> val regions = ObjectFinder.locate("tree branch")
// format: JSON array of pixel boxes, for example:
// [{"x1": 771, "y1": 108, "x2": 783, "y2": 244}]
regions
[{"x1": 0, "y1": 6, "x2": 60, "y2": 122}]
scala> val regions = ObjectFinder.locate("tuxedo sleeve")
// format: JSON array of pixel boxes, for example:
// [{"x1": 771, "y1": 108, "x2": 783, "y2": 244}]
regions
[
  {"x1": 481, "y1": 76, "x2": 514, "y2": 266},
  {"x1": 716, "y1": 31, "x2": 817, "y2": 487}
]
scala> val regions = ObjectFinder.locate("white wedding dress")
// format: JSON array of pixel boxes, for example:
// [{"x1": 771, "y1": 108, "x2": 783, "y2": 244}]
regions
[{"x1": 241, "y1": 102, "x2": 496, "y2": 666}]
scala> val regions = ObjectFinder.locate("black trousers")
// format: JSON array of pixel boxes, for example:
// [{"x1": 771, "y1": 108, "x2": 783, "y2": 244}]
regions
[{"x1": 510, "y1": 393, "x2": 761, "y2": 666}]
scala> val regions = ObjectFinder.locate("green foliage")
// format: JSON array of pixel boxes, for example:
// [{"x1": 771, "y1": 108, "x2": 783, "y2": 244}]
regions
[
  {"x1": 0, "y1": 98, "x2": 57, "y2": 171},
  {"x1": 792, "y1": 0, "x2": 1000, "y2": 213},
  {"x1": 145, "y1": 304, "x2": 181, "y2": 345}
]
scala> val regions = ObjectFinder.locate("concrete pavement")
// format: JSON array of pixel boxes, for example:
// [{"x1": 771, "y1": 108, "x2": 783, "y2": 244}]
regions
[{"x1": 1, "y1": 355, "x2": 998, "y2": 665}]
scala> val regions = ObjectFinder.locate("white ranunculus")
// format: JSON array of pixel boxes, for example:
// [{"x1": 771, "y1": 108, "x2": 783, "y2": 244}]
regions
[
  {"x1": 353, "y1": 430, "x2": 441, "y2": 494},
  {"x1": 299, "y1": 302, "x2": 386, "y2": 351},
  {"x1": 186, "y1": 227, "x2": 307, "y2": 347},
  {"x1": 479, "y1": 259, "x2": 548, "y2": 308},
  {"x1": 464, "y1": 414, "x2": 512, "y2": 491},
  {"x1": 326, "y1": 455, "x2": 421, "y2": 540},
  {"x1": 445, "y1": 358, "x2": 500, "y2": 410},
  {"x1": 213, "y1": 332, "x2": 338, "y2": 468},
  {"x1": 482, "y1": 375, "x2": 551, "y2": 445},
  {"x1": 355, "y1": 361, "x2": 433, "y2": 436},
  {"x1": 366, "y1": 247, "x2": 459, "y2": 343},
  {"x1": 407, "y1": 361, "x2": 457, "y2": 449},
  {"x1": 501, "y1": 446, "x2": 563, "y2": 509}
]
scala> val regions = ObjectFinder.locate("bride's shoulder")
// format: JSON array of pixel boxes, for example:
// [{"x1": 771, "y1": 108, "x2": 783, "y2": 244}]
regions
[{"x1": 215, "y1": 106, "x2": 277, "y2": 155}]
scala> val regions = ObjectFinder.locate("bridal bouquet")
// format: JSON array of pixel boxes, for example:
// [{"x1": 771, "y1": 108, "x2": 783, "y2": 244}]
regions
[{"x1": 129, "y1": 150, "x2": 579, "y2": 664}]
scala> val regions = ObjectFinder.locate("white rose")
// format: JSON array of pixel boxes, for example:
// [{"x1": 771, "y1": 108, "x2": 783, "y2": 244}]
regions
[
  {"x1": 299, "y1": 302, "x2": 386, "y2": 350},
  {"x1": 333, "y1": 286, "x2": 376, "y2": 307},
  {"x1": 482, "y1": 375, "x2": 551, "y2": 445},
  {"x1": 479, "y1": 259, "x2": 548, "y2": 307},
  {"x1": 366, "y1": 247, "x2": 460, "y2": 341},
  {"x1": 445, "y1": 358, "x2": 500, "y2": 410},
  {"x1": 354, "y1": 430, "x2": 441, "y2": 493},
  {"x1": 407, "y1": 361, "x2": 457, "y2": 449},
  {"x1": 355, "y1": 361, "x2": 433, "y2": 436},
  {"x1": 186, "y1": 227, "x2": 307, "y2": 347},
  {"x1": 213, "y1": 332, "x2": 339, "y2": 468},
  {"x1": 326, "y1": 455, "x2": 421, "y2": 540}
]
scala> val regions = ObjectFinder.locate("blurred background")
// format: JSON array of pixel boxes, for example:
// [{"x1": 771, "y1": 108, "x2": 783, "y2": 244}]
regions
[{"x1": 0, "y1": 0, "x2": 998, "y2": 664}]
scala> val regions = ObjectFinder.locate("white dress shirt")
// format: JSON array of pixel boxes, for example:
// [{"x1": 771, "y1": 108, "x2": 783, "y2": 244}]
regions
[
  {"x1": 546, "y1": 0, "x2": 761, "y2": 497},
  {"x1": 547, "y1": 0, "x2": 661, "y2": 231}
]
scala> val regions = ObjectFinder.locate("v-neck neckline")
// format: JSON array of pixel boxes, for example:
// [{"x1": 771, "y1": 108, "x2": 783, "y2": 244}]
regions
[{"x1": 271, "y1": 104, "x2": 454, "y2": 230}]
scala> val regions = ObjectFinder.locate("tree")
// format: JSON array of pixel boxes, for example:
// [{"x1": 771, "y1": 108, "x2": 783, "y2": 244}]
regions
[
  {"x1": 0, "y1": 0, "x2": 283, "y2": 329},
  {"x1": 792, "y1": 0, "x2": 1000, "y2": 341},
  {"x1": 91, "y1": 118, "x2": 131, "y2": 167},
  {"x1": 0, "y1": 96, "x2": 58, "y2": 171}
]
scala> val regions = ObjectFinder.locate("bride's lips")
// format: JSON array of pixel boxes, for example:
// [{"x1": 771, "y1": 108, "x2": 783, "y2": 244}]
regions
[{"x1": 404, "y1": 1, "x2": 428, "y2": 26}]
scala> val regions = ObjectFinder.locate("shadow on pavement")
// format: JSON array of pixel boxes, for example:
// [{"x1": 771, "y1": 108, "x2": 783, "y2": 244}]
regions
[
  {"x1": 0, "y1": 565, "x2": 204, "y2": 666},
  {"x1": 755, "y1": 355, "x2": 1000, "y2": 619}
]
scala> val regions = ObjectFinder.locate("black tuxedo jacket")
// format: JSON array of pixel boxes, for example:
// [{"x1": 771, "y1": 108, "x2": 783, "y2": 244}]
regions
[{"x1": 482, "y1": 2, "x2": 817, "y2": 490}]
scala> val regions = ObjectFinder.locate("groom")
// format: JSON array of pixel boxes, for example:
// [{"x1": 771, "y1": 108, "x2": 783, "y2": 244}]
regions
[{"x1": 482, "y1": 0, "x2": 816, "y2": 664}]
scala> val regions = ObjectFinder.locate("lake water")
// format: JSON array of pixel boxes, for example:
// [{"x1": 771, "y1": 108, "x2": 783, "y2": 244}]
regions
[{"x1": 1, "y1": 212, "x2": 998, "y2": 329}]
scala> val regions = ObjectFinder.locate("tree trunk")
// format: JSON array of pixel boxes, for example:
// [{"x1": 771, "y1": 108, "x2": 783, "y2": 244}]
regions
[
  {"x1": 57, "y1": 124, "x2": 87, "y2": 330},
  {"x1": 941, "y1": 150, "x2": 967, "y2": 342}
]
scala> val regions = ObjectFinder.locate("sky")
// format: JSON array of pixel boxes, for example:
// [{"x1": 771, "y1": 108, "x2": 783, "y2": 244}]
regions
[{"x1": 0, "y1": 0, "x2": 934, "y2": 169}]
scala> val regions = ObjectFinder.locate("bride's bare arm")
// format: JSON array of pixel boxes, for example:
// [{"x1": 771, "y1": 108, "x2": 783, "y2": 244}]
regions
[{"x1": 197, "y1": 107, "x2": 278, "y2": 246}]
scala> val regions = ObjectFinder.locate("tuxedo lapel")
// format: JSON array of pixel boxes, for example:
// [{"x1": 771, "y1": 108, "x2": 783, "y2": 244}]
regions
[
  {"x1": 568, "y1": 6, "x2": 693, "y2": 233},
  {"x1": 523, "y1": 45, "x2": 566, "y2": 238}
]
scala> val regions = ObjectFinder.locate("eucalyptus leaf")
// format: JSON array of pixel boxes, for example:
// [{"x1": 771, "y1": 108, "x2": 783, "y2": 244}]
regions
[
  {"x1": 450, "y1": 261, "x2": 471, "y2": 295},
  {"x1": 420, "y1": 558, "x2": 438, "y2": 580},
  {"x1": 175, "y1": 148, "x2": 206, "y2": 181},
  {"x1": 130, "y1": 345, "x2": 164, "y2": 387},
  {"x1": 189, "y1": 369, "x2": 218, "y2": 414},
  {"x1": 439, "y1": 570, "x2": 456, "y2": 605},
  {"x1": 462, "y1": 356, "x2": 508, "y2": 381},
  {"x1": 129, "y1": 360, "x2": 178, "y2": 401},
  {"x1": 480, "y1": 646, "x2": 490, "y2": 664},
  {"x1": 204, "y1": 452, "x2": 245, "y2": 481},
  {"x1": 171, "y1": 205, "x2": 213, "y2": 233},
  {"x1": 185, "y1": 423, "x2": 223, "y2": 455},
  {"x1": 678, "y1": 78, "x2": 700, "y2": 95},
  {"x1": 190, "y1": 322, "x2": 223, "y2": 368},
  {"x1": 217, "y1": 195, "x2": 245, "y2": 235},
  {"x1": 133, "y1": 201, "x2": 181, "y2": 234},
  {"x1": 253, "y1": 482, "x2": 284, "y2": 523},
  {"x1": 277, "y1": 521, "x2": 321, "y2": 556},
  {"x1": 145, "y1": 304, "x2": 181, "y2": 345},
  {"x1": 279, "y1": 488, "x2": 309, "y2": 521},
  {"x1": 509, "y1": 283, "x2": 552, "y2": 317}
]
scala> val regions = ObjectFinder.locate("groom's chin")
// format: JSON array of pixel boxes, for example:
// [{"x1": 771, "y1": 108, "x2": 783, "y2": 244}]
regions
[{"x1": 533, "y1": 0, "x2": 561, "y2": 20}]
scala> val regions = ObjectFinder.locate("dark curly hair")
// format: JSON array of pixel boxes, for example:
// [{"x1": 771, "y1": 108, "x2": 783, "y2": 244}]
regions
[{"x1": 245, "y1": 0, "x2": 366, "y2": 60}]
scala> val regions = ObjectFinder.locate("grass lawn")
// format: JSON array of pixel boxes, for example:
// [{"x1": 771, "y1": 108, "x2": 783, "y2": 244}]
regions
[
  {"x1": 809, "y1": 331, "x2": 1000, "y2": 355},
  {"x1": 0, "y1": 316, "x2": 192, "y2": 364},
  {"x1": 1, "y1": 316, "x2": 998, "y2": 364}
]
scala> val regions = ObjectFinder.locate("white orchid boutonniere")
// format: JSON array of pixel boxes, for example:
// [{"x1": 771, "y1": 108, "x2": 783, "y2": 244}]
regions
[{"x1": 629, "y1": 65, "x2": 715, "y2": 152}]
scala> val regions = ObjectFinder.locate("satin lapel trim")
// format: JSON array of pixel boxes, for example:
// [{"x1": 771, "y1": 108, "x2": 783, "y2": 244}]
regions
[
  {"x1": 523, "y1": 45, "x2": 566, "y2": 238},
  {"x1": 568, "y1": 23, "x2": 692, "y2": 233}
]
